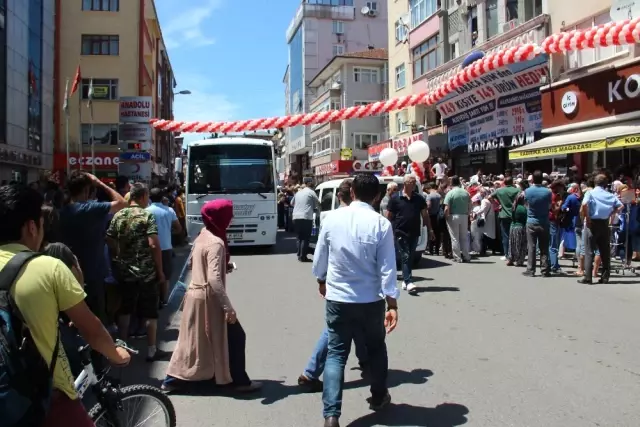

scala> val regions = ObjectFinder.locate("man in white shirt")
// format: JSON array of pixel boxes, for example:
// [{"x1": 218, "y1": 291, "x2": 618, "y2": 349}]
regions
[
  {"x1": 291, "y1": 183, "x2": 320, "y2": 262},
  {"x1": 312, "y1": 174, "x2": 399, "y2": 427},
  {"x1": 431, "y1": 158, "x2": 448, "y2": 184}
]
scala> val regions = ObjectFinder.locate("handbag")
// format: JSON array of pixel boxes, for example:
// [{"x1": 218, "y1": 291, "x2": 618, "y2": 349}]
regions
[{"x1": 477, "y1": 217, "x2": 486, "y2": 227}]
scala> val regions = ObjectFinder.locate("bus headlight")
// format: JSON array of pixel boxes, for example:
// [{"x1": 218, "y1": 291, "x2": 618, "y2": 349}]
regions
[{"x1": 260, "y1": 216, "x2": 265, "y2": 220}]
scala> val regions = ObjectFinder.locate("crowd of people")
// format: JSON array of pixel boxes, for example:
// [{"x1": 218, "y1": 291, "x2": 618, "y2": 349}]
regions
[{"x1": 0, "y1": 172, "x2": 187, "y2": 426}]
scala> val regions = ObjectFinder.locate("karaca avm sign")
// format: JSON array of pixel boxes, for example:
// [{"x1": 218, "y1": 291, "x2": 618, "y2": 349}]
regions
[
  {"x1": 509, "y1": 141, "x2": 606, "y2": 160},
  {"x1": 467, "y1": 132, "x2": 540, "y2": 153}
]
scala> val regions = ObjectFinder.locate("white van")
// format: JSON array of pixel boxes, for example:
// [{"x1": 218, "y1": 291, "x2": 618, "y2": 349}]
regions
[{"x1": 309, "y1": 175, "x2": 427, "y2": 266}]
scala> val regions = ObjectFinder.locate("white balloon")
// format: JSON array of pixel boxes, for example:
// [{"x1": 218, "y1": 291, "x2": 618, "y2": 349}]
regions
[
  {"x1": 378, "y1": 147, "x2": 398, "y2": 167},
  {"x1": 407, "y1": 140, "x2": 430, "y2": 163}
]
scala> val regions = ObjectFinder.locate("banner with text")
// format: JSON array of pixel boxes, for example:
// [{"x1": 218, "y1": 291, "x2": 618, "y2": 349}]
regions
[{"x1": 438, "y1": 55, "x2": 548, "y2": 150}]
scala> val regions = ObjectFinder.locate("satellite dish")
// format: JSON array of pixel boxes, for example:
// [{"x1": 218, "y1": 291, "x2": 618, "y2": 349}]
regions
[{"x1": 361, "y1": 6, "x2": 370, "y2": 15}]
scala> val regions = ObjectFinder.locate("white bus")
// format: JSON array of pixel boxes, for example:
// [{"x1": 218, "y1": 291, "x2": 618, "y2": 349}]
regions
[{"x1": 185, "y1": 137, "x2": 284, "y2": 247}]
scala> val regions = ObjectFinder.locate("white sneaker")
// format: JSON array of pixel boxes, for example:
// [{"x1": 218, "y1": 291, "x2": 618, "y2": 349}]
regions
[
  {"x1": 500, "y1": 256, "x2": 507, "y2": 261},
  {"x1": 401, "y1": 281, "x2": 408, "y2": 290},
  {"x1": 406, "y1": 283, "x2": 418, "y2": 294}
]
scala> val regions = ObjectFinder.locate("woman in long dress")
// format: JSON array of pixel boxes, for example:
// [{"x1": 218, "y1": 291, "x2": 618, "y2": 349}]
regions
[{"x1": 162, "y1": 199, "x2": 262, "y2": 394}]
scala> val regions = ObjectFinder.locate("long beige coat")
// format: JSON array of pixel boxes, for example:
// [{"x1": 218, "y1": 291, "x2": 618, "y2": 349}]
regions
[{"x1": 166, "y1": 229, "x2": 234, "y2": 384}]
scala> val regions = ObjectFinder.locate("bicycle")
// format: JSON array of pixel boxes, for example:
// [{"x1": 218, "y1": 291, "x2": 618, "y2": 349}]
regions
[{"x1": 74, "y1": 339, "x2": 177, "y2": 427}]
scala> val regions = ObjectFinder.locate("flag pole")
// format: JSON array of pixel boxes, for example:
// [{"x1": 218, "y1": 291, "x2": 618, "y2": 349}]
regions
[
  {"x1": 78, "y1": 80, "x2": 83, "y2": 171},
  {"x1": 88, "y1": 78, "x2": 95, "y2": 175},
  {"x1": 64, "y1": 78, "x2": 70, "y2": 177}
]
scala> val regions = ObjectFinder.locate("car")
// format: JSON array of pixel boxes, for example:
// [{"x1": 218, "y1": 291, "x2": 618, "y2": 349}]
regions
[{"x1": 309, "y1": 175, "x2": 427, "y2": 267}]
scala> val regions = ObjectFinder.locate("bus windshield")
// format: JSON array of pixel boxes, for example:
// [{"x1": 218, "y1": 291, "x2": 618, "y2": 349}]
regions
[{"x1": 188, "y1": 144, "x2": 275, "y2": 194}]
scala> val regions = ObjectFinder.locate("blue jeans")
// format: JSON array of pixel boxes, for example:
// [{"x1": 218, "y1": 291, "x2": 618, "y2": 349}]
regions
[
  {"x1": 549, "y1": 222, "x2": 562, "y2": 270},
  {"x1": 396, "y1": 234, "x2": 418, "y2": 284},
  {"x1": 323, "y1": 300, "x2": 388, "y2": 419},
  {"x1": 303, "y1": 326, "x2": 368, "y2": 380},
  {"x1": 499, "y1": 218, "x2": 511, "y2": 256}
]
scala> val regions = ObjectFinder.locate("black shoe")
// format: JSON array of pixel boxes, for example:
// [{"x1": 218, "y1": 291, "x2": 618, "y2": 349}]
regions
[
  {"x1": 577, "y1": 278, "x2": 594, "y2": 285},
  {"x1": 541, "y1": 272, "x2": 552, "y2": 278},
  {"x1": 367, "y1": 392, "x2": 391, "y2": 411},
  {"x1": 522, "y1": 271, "x2": 535, "y2": 277},
  {"x1": 324, "y1": 416, "x2": 340, "y2": 427},
  {"x1": 598, "y1": 271, "x2": 610, "y2": 284},
  {"x1": 298, "y1": 375, "x2": 323, "y2": 393}
]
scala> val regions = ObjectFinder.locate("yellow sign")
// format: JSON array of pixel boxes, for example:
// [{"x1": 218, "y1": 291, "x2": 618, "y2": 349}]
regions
[
  {"x1": 92, "y1": 86, "x2": 109, "y2": 98},
  {"x1": 340, "y1": 148, "x2": 352, "y2": 160},
  {"x1": 509, "y1": 140, "x2": 606, "y2": 160},
  {"x1": 607, "y1": 134, "x2": 640, "y2": 149}
]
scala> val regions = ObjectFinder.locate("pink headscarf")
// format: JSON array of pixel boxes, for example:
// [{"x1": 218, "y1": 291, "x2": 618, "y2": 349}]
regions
[{"x1": 201, "y1": 199, "x2": 233, "y2": 263}]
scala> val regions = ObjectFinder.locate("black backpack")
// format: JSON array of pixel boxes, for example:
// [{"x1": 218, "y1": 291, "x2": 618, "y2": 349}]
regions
[{"x1": 0, "y1": 251, "x2": 59, "y2": 426}]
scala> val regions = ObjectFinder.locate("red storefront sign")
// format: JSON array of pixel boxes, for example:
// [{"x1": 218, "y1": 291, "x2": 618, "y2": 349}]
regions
[
  {"x1": 367, "y1": 140, "x2": 392, "y2": 162},
  {"x1": 53, "y1": 152, "x2": 120, "y2": 170},
  {"x1": 315, "y1": 160, "x2": 383, "y2": 176},
  {"x1": 392, "y1": 132, "x2": 424, "y2": 156}
]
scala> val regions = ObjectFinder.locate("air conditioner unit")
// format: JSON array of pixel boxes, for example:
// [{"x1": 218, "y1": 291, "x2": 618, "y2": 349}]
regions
[{"x1": 368, "y1": 10, "x2": 377, "y2": 17}]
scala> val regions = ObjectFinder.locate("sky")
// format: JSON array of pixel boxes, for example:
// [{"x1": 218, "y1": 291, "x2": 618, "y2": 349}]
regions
[{"x1": 155, "y1": 0, "x2": 299, "y2": 144}]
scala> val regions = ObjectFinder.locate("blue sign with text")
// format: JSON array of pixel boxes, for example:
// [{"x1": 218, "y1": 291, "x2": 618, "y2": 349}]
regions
[{"x1": 120, "y1": 152, "x2": 151, "y2": 161}]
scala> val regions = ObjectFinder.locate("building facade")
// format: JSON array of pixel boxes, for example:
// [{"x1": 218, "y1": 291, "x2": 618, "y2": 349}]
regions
[
  {"x1": 54, "y1": 0, "x2": 177, "y2": 182},
  {"x1": 0, "y1": 0, "x2": 55, "y2": 183},
  {"x1": 307, "y1": 48, "x2": 388, "y2": 181},
  {"x1": 284, "y1": 0, "x2": 389, "y2": 182},
  {"x1": 415, "y1": 0, "x2": 550, "y2": 177},
  {"x1": 508, "y1": 1, "x2": 640, "y2": 175}
]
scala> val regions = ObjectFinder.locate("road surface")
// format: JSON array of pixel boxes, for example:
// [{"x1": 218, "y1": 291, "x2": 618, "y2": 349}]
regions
[{"x1": 126, "y1": 232, "x2": 640, "y2": 427}]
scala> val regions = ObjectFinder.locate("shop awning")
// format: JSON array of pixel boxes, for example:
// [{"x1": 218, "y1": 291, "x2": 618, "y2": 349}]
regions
[{"x1": 509, "y1": 121, "x2": 640, "y2": 161}]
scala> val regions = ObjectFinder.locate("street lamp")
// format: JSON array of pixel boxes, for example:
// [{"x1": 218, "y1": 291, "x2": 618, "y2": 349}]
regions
[{"x1": 174, "y1": 90, "x2": 191, "y2": 95}]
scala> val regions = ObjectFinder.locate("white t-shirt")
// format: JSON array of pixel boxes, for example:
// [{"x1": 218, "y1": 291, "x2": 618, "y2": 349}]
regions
[{"x1": 432, "y1": 162, "x2": 447, "y2": 179}]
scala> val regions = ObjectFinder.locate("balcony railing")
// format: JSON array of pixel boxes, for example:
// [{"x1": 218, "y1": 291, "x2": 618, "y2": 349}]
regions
[{"x1": 286, "y1": 4, "x2": 355, "y2": 42}]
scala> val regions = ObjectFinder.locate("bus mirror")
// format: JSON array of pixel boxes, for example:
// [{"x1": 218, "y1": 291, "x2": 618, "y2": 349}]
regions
[{"x1": 276, "y1": 158, "x2": 284, "y2": 173}]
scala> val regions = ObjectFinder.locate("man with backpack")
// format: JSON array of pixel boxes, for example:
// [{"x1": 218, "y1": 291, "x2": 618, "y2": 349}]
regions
[{"x1": 0, "y1": 185, "x2": 130, "y2": 427}]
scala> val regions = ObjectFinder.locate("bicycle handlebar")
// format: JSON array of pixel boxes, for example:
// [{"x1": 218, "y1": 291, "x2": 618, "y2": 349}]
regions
[{"x1": 115, "y1": 339, "x2": 139, "y2": 355}]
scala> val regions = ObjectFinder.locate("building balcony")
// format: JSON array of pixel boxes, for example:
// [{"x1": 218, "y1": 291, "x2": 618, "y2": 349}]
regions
[
  {"x1": 286, "y1": 4, "x2": 355, "y2": 42},
  {"x1": 310, "y1": 120, "x2": 342, "y2": 136},
  {"x1": 310, "y1": 89, "x2": 341, "y2": 111}
]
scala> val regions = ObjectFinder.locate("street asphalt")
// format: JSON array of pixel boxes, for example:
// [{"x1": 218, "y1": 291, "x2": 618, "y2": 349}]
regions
[{"x1": 123, "y1": 232, "x2": 640, "y2": 427}]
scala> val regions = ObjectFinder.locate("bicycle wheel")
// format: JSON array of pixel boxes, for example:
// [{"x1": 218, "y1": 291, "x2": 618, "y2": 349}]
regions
[{"x1": 88, "y1": 384, "x2": 176, "y2": 427}]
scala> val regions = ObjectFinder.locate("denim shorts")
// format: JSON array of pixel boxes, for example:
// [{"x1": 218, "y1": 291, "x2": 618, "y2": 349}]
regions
[{"x1": 576, "y1": 229, "x2": 600, "y2": 256}]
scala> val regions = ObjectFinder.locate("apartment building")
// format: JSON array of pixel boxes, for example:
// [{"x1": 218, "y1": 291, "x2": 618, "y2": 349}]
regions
[
  {"x1": 54, "y1": 0, "x2": 177, "y2": 182},
  {"x1": 284, "y1": 0, "x2": 388, "y2": 181},
  {"x1": 509, "y1": 0, "x2": 640, "y2": 174},
  {"x1": 0, "y1": 0, "x2": 55, "y2": 183},
  {"x1": 404, "y1": 0, "x2": 550, "y2": 176},
  {"x1": 307, "y1": 48, "x2": 388, "y2": 180},
  {"x1": 383, "y1": 0, "x2": 448, "y2": 165}
]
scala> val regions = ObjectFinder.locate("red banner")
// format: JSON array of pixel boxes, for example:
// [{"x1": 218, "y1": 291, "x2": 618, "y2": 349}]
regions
[
  {"x1": 392, "y1": 132, "x2": 424, "y2": 156},
  {"x1": 54, "y1": 152, "x2": 120, "y2": 171},
  {"x1": 314, "y1": 160, "x2": 383, "y2": 176},
  {"x1": 367, "y1": 140, "x2": 392, "y2": 162}
]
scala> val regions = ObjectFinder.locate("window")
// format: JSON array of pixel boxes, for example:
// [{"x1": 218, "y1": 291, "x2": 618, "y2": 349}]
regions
[
  {"x1": 332, "y1": 20, "x2": 344, "y2": 34},
  {"x1": 353, "y1": 67, "x2": 379, "y2": 83},
  {"x1": 395, "y1": 19, "x2": 407, "y2": 43},
  {"x1": 332, "y1": 44, "x2": 345, "y2": 56},
  {"x1": 331, "y1": 100, "x2": 341, "y2": 110},
  {"x1": 311, "y1": 131, "x2": 341, "y2": 155},
  {"x1": 395, "y1": 63, "x2": 406, "y2": 90},
  {"x1": 81, "y1": 79, "x2": 118, "y2": 100},
  {"x1": 506, "y1": 0, "x2": 542, "y2": 22},
  {"x1": 354, "y1": 133, "x2": 379, "y2": 150},
  {"x1": 566, "y1": 12, "x2": 628, "y2": 70},
  {"x1": 396, "y1": 111, "x2": 409, "y2": 133},
  {"x1": 81, "y1": 35, "x2": 119, "y2": 55},
  {"x1": 485, "y1": 0, "x2": 499, "y2": 40},
  {"x1": 410, "y1": 0, "x2": 438, "y2": 29},
  {"x1": 82, "y1": 0, "x2": 119, "y2": 11},
  {"x1": 354, "y1": 101, "x2": 374, "y2": 106},
  {"x1": 412, "y1": 35, "x2": 440, "y2": 79},
  {"x1": 367, "y1": 1, "x2": 377, "y2": 11},
  {"x1": 81, "y1": 124, "x2": 118, "y2": 145},
  {"x1": 469, "y1": 6, "x2": 478, "y2": 46}
]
